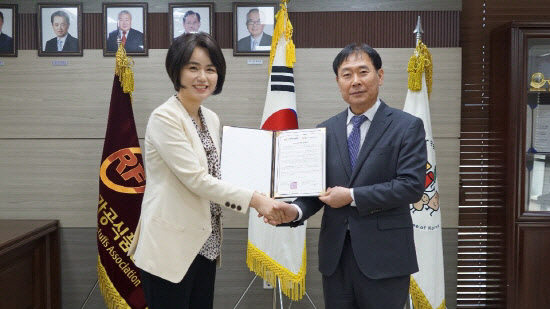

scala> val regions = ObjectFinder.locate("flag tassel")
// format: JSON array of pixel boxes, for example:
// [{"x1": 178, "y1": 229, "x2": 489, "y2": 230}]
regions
[
  {"x1": 246, "y1": 240, "x2": 307, "y2": 301},
  {"x1": 115, "y1": 44, "x2": 134, "y2": 99},
  {"x1": 407, "y1": 40, "x2": 433, "y2": 98},
  {"x1": 97, "y1": 256, "x2": 135, "y2": 309},
  {"x1": 269, "y1": 1, "x2": 296, "y2": 72},
  {"x1": 409, "y1": 276, "x2": 446, "y2": 309}
]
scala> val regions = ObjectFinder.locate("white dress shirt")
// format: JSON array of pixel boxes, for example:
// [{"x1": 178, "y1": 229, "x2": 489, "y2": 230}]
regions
[
  {"x1": 250, "y1": 33, "x2": 264, "y2": 51},
  {"x1": 293, "y1": 98, "x2": 381, "y2": 220}
]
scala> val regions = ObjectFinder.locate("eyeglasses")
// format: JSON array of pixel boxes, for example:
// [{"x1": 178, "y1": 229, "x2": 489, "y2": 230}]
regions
[{"x1": 246, "y1": 19, "x2": 262, "y2": 26}]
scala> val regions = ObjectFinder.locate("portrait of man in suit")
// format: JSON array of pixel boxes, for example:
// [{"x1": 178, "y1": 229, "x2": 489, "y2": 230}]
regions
[
  {"x1": 237, "y1": 8, "x2": 272, "y2": 52},
  {"x1": 106, "y1": 10, "x2": 144, "y2": 53},
  {"x1": 0, "y1": 11, "x2": 14, "y2": 53},
  {"x1": 44, "y1": 10, "x2": 78, "y2": 52},
  {"x1": 278, "y1": 44, "x2": 427, "y2": 309},
  {"x1": 183, "y1": 10, "x2": 200, "y2": 34},
  {"x1": 170, "y1": 5, "x2": 212, "y2": 41}
]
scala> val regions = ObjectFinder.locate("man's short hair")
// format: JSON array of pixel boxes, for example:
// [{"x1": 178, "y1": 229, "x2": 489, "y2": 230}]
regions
[
  {"x1": 332, "y1": 43, "x2": 383, "y2": 76},
  {"x1": 118, "y1": 10, "x2": 132, "y2": 19},
  {"x1": 183, "y1": 10, "x2": 201, "y2": 23},
  {"x1": 0, "y1": 11, "x2": 4, "y2": 22},
  {"x1": 166, "y1": 32, "x2": 226, "y2": 95},
  {"x1": 51, "y1": 10, "x2": 70, "y2": 25}
]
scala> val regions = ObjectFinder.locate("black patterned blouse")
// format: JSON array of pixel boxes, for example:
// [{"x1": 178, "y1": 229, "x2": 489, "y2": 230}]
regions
[{"x1": 189, "y1": 107, "x2": 223, "y2": 261}]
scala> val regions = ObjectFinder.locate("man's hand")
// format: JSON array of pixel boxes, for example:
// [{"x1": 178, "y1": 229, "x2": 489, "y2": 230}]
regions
[
  {"x1": 250, "y1": 192, "x2": 284, "y2": 225},
  {"x1": 269, "y1": 202, "x2": 299, "y2": 225},
  {"x1": 319, "y1": 186, "x2": 353, "y2": 208}
]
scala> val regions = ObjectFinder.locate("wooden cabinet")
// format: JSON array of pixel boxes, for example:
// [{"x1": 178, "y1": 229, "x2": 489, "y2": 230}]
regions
[
  {"x1": 490, "y1": 22, "x2": 550, "y2": 308},
  {"x1": 0, "y1": 220, "x2": 60, "y2": 309}
]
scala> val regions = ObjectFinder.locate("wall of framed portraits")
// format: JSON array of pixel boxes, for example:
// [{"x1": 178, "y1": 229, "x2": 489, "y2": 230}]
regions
[{"x1": 0, "y1": 1, "x2": 461, "y2": 308}]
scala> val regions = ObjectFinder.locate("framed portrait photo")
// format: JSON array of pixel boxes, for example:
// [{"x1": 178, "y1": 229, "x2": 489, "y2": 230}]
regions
[
  {"x1": 169, "y1": 3, "x2": 214, "y2": 42},
  {"x1": 103, "y1": 2, "x2": 148, "y2": 57},
  {"x1": 233, "y1": 2, "x2": 276, "y2": 56},
  {"x1": 38, "y1": 3, "x2": 82, "y2": 57},
  {"x1": 0, "y1": 4, "x2": 17, "y2": 57}
]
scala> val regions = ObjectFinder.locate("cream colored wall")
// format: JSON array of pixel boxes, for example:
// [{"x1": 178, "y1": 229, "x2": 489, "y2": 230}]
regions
[{"x1": 0, "y1": 48, "x2": 460, "y2": 228}]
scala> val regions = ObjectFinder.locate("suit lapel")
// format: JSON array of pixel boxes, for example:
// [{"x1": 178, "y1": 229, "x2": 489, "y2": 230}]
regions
[
  {"x1": 172, "y1": 98, "x2": 208, "y2": 169},
  {"x1": 332, "y1": 109, "x2": 352, "y2": 179},
  {"x1": 350, "y1": 101, "x2": 393, "y2": 183}
]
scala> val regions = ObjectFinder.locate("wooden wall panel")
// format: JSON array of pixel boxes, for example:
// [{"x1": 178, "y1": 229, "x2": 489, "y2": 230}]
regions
[
  {"x1": 0, "y1": 48, "x2": 460, "y2": 139},
  {"x1": 18, "y1": 13, "x2": 36, "y2": 50},
  {"x1": 289, "y1": 11, "x2": 460, "y2": 48},
  {"x1": 82, "y1": 13, "x2": 102, "y2": 50},
  {"x1": 13, "y1": 11, "x2": 460, "y2": 50},
  {"x1": 0, "y1": 47, "x2": 460, "y2": 228},
  {"x1": 458, "y1": 1, "x2": 550, "y2": 308},
  {"x1": 14, "y1": 0, "x2": 462, "y2": 14}
]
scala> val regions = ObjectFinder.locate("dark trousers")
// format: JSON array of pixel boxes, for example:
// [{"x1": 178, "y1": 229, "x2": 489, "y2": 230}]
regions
[
  {"x1": 322, "y1": 231, "x2": 410, "y2": 309},
  {"x1": 140, "y1": 254, "x2": 216, "y2": 309}
]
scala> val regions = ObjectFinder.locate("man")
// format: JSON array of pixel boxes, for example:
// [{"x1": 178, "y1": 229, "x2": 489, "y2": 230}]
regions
[
  {"x1": 277, "y1": 44, "x2": 427, "y2": 308},
  {"x1": 0, "y1": 11, "x2": 13, "y2": 53},
  {"x1": 237, "y1": 8, "x2": 272, "y2": 52},
  {"x1": 182, "y1": 10, "x2": 201, "y2": 33},
  {"x1": 44, "y1": 10, "x2": 78, "y2": 52},
  {"x1": 107, "y1": 10, "x2": 144, "y2": 53}
]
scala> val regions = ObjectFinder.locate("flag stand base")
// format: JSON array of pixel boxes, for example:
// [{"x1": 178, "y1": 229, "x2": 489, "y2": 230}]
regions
[{"x1": 233, "y1": 276, "x2": 318, "y2": 309}]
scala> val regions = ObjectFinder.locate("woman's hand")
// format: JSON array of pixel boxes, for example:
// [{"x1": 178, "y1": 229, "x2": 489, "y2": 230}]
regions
[{"x1": 250, "y1": 192, "x2": 285, "y2": 225}]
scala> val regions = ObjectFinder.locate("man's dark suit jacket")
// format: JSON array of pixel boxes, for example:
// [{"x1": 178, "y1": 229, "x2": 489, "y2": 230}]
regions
[
  {"x1": 237, "y1": 33, "x2": 272, "y2": 52},
  {"x1": 0, "y1": 33, "x2": 13, "y2": 53},
  {"x1": 107, "y1": 28, "x2": 144, "y2": 53},
  {"x1": 44, "y1": 33, "x2": 79, "y2": 52},
  {"x1": 288, "y1": 101, "x2": 427, "y2": 280}
]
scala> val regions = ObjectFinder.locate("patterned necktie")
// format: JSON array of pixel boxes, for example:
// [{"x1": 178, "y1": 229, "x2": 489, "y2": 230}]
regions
[
  {"x1": 252, "y1": 39, "x2": 259, "y2": 50},
  {"x1": 348, "y1": 115, "x2": 368, "y2": 170},
  {"x1": 57, "y1": 39, "x2": 63, "y2": 51},
  {"x1": 122, "y1": 31, "x2": 127, "y2": 46}
]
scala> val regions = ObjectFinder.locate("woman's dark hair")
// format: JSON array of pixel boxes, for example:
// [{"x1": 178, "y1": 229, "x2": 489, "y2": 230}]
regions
[
  {"x1": 332, "y1": 43, "x2": 382, "y2": 76},
  {"x1": 166, "y1": 32, "x2": 226, "y2": 94}
]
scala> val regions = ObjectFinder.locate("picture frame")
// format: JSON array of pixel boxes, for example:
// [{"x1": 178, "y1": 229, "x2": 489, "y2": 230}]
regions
[
  {"x1": 103, "y1": 2, "x2": 148, "y2": 57},
  {"x1": 0, "y1": 4, "x2": 17, "y2": 57},
  {"x1": 38, "y1": 3, "x2": 82, "y2": 57},
  {"x1": 169, "y1": 2, "x2": 214, "y2": 43},
  {"x1": 233, "y1": 2, "x2": 277, "y2": 56}
]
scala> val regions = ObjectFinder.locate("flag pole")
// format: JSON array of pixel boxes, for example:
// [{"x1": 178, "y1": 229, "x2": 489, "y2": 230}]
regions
[{"x1": 409, "y1": 17, "x2": 423, "y2": 309}]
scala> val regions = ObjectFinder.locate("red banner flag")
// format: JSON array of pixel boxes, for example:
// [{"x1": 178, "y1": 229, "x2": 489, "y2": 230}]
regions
[{"x1": 97, "y1": 46, "x2": 147, "y2": 309}]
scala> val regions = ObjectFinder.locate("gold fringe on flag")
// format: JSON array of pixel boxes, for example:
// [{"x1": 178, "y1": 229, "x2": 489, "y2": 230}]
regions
[
  {"x1": 98, "y1": 256, "x2": 147, "y2": 309},
  {"x1": 115, "y1": 44, "x2": 135, "y2": 99},
  {"x1": 246, "y1": 240, "x2": 307, "y2": 301},
  {"x1": 409, "y1": 276, "x2": 446, "y2": 309},
  {"x1": 268, "y1": 0, "x2": 296, "y2": 72},
  {"x1": 407, "y1": 40, "x2": 432, "y2": 98}
]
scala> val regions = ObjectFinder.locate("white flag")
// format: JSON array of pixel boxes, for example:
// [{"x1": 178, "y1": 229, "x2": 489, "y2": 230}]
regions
[
  {"x1": 403, "y1": 42, "x2": 446, "y2": 309},
  {"x1": 246, "y1": 1, "x2": 307, "y2": 301}
]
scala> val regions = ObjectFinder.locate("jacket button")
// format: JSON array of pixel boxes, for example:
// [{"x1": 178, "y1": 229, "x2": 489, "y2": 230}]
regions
[
  {"x1": 231, "y1": 204, "x2": 236, "y2": 209},
  {"x1": 237, "y1": 206, "x2": 242, "y2": 211},
  {"x1": 225, "y1": 202, "x2": 230, "y2": 207}
]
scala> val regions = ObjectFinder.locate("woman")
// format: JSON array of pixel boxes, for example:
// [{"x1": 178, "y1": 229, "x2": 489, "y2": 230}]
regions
[{"x1": 128, "y1": 32, "x2": 282, "y2": 308}]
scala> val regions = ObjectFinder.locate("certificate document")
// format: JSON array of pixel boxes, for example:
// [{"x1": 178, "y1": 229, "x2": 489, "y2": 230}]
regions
[{"x1": 220, "y1": 126, "x2": 326, "y2": 198}]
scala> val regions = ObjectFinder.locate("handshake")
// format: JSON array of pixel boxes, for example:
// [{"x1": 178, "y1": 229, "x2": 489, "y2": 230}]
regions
[
  {"x1": 250, "y1": 192, "x2": 298, "y2": 226},
  {"x1": 249, "y1": 186, "x2": 352, "y2": 225}
]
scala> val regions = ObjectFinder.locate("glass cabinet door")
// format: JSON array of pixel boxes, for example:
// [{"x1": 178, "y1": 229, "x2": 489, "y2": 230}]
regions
[{"x1": 526, "y1": 38, "x2": 550, "y2": 212}]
